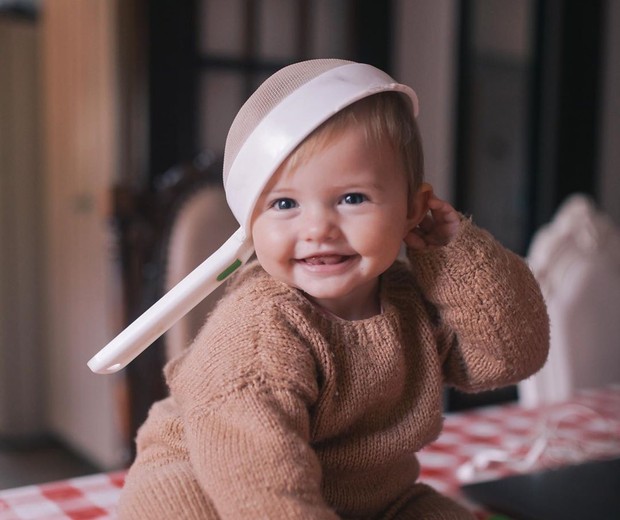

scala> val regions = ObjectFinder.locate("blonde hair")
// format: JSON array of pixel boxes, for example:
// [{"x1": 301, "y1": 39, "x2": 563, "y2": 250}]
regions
[{"x1": 285, "y1": 92, "x2": 425, "y2": 194}]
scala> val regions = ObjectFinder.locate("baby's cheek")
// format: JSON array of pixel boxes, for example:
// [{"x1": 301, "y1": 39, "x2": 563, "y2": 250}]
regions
[{"x1": 364, "y1": 231, "x2": 402, "y2": 260}]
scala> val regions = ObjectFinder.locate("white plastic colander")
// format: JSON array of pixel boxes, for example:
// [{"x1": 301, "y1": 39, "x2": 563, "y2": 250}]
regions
[{"x1": 88, "y1": 59, "x2": 419, "y2": 374}]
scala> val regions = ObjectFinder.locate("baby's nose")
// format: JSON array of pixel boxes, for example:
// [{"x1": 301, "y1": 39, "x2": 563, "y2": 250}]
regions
[{"x1": 301, "y1": 207, "x2": 339, "y2": 242}]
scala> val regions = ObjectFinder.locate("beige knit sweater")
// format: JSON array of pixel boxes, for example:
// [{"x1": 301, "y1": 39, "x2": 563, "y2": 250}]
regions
[{"x1": 118, "y1": 220, "x2": 549, "y2": 519}]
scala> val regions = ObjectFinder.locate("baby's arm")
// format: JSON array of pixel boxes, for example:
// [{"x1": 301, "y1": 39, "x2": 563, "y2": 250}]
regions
[
  {"x1": 165, "y1": 306, "x2": 340, "y2": 519},
  {"x1": 407, "y1": 205, "x2": 549, "y2": 392}
]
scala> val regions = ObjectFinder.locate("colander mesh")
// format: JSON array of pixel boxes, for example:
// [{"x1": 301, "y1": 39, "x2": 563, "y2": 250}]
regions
[{"x1": 223, "y1": 59, "x2": 354, "y2": 184}]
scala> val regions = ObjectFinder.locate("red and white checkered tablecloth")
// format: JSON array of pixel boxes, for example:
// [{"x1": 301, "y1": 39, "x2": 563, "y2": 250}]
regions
[
  {"x1": 418, "y1": 384, "x2": 620, "y2": 517},
  {"x1": 0, "y1": 472, "x2": 125, "y2": 520},
  {"x1": 1, "y1": 385, "x2": 619, "y2": 519}
]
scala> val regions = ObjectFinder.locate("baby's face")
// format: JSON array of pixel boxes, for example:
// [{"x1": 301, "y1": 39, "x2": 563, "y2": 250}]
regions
[{"x1": 251, "y1": 125, "x2": 415, "y2": 320}]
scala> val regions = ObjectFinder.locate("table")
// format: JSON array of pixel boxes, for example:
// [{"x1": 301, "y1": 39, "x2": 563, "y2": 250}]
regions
[
  {"x1": 0, "y1": 472, "x2": 125, "y2": 520},
  {"x1": 418, "y1": 384, "x2": 620, "y2": 517},
  {"x1": 1, "y1": 385, "x2": 619, "y2": 519}
]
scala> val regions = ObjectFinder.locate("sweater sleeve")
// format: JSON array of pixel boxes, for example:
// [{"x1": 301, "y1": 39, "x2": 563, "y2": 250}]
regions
[
  {"x1": 165, "y1": 295, "x2": 340, "y2": 519},
  {"x1": 408, "y1": 218, "x2": 550, "y2": 392}
]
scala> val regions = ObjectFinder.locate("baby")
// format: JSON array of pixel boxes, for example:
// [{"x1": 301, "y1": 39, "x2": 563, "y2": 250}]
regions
[{"x1": 118, "y1": 59, "x2": 549, "y2": 519}]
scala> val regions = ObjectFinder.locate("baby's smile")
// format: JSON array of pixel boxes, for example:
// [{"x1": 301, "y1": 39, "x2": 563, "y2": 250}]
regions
[{"x1": 300, "y1": 254, "x2": 351, "y2": 266}]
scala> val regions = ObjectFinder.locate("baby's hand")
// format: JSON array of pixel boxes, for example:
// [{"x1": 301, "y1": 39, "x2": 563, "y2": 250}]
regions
[{"x1": 405, "y1": 193, "x2": 461, "y2": 251}]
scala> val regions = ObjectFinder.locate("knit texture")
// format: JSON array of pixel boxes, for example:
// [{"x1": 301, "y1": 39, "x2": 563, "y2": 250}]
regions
[{"x1": 118, "y1": 220, "x2": 549, "y2": 519}]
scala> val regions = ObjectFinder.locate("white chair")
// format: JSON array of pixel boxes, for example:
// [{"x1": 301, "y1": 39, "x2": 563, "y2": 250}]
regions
[{"x1": 520, "y1": 194, "x2": 620, "y2": 407}]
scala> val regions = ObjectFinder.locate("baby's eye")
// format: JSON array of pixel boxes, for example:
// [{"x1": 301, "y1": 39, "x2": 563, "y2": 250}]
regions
[
  {"x1": 341, "y1": 193, "x2": 367, "y2": 205},
  {"x1": 271, "y1": 198, "x2": 298, "y2": 210}
]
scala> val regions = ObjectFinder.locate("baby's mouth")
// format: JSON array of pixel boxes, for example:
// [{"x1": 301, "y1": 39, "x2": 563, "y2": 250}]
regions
[{"x1": 301, "y1": 255, "x2": 349, "y2": 266}]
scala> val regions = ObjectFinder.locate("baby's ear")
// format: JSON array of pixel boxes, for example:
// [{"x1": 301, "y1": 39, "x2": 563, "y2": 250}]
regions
[{"x1": 407, "y1": 182, "x2": 432, "y2": 227}]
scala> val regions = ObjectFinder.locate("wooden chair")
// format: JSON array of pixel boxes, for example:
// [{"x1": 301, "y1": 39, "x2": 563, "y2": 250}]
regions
[{"x1": 114, "y1": 152, "x2": 237, "y2": 449}]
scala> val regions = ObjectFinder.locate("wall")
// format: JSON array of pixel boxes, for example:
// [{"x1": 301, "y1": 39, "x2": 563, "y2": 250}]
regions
[
  {"x1": 41, "y1": 0, "x2": 125, "y2": 469},
  {"x1": 0, "y1": 16, "x2": 45, "y2": 439},
  {"x1": 394, "y1": 0, "x2": 458, "y2": 202}
]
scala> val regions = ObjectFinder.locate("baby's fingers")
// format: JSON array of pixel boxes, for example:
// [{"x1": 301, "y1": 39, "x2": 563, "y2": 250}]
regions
[
  {"x1": 404, "y1": 229, "x2": 429, "y2": 250},
  {"x1": 428, "y1": 196, "x2": 457, "y2": 219}
]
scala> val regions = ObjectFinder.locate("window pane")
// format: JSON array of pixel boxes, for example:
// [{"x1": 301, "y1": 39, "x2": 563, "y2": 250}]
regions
[
  {"x1": 463, "y1": 0, "x2": 534, "y2": 253},
  {"x1": 199, "y1": 72, "x2": 245, "y2": 154},
  {"x1": 258, "y1": 0, "x2": 297, "y2": 61},
  {"x1": 312, "y1": 0, "x2": 350, "y2": 58},
  {"x1": 199, "y1": 0, "x2": 245, "y2": 56}
]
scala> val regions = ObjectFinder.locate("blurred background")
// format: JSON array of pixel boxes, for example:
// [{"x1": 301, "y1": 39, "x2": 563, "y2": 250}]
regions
[{"x1": 1, "y1": 0, "x2": 618, "y2": 486}]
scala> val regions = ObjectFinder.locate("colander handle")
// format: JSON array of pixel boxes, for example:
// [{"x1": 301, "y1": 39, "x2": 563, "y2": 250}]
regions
[{"x1": 87, "y1": 228, "x2": 253, "y2": 374}]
